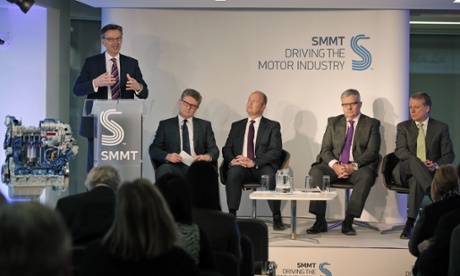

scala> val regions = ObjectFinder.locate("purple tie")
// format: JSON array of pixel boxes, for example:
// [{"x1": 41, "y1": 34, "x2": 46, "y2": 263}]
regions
[
  {"x1": 247, "y1": 120, "x2": 255, "y2": 160},
  {"x1": 340, "y1": 120, "x2": 354, "y2": 164},
  {"x1": 110, "y1": 58, "x2": 120, "y2": 99}
]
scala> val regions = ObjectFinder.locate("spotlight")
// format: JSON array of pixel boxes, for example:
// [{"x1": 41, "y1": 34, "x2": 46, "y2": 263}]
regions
[{"x1": 6, "y1": 0, "x2": 35, "y2": 14}]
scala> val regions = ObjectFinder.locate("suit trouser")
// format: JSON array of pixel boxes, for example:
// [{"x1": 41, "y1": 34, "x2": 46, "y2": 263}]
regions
[
  {"x1": 308, "y1": 163, "x2": 376, "y2": 218},
  {"x1": 392, "y1": 156, "x2": 433, "y2": 219},
  {"x1": 225, "y1": 165, "x2": 280, "y2": 214}
]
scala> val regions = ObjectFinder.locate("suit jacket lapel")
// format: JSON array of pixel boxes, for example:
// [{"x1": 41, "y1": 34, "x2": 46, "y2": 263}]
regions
[
  {"x1": 173, "y1": 116, "x2": 181, "y2": 147},
  {"x1": 352, "y1": 115, "x2": 366, "y2": 148},
  {"x1": 192, "y1": 117, "x2": 199, "y2": 147},
  {"x1": 255, "y1": 117, "x2": 267, "y2": 151},
  {"x1": 425, "y1": 118, "x2": 435, "y2": 146}
]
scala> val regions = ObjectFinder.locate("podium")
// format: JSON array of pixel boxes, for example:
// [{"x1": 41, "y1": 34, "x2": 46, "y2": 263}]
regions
[{"x1": 84, "y1": 99, "x2": 143, "y2": 182}]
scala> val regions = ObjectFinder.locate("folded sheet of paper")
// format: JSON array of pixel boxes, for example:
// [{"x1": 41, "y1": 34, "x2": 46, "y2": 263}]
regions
[{"x1": 180, "y1": 151, "x2": 194, "y2": 166}]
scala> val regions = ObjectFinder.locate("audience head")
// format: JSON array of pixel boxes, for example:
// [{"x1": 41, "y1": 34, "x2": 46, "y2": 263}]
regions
[
  {"x1": 85, "y1": 165, "x2": 121, "y2": 191},
  {"x1": 103, "y1": 178, "x2": 177, "y2": 260},
  {"x1": 155, "y1": 173, "x2": 193, "y2": 225},
  {"x1": 431, "y1": 164, "x2": 459, "y2": 202},
  {"x1": 0, "y1": 202, "x2": 71, "y2": 276},
  {"x1": 187, "y1": 161, "x2": 221, "y2": 211}
]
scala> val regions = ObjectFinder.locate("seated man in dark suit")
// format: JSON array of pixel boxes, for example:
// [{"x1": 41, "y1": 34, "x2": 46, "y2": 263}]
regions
[
  {"x1": 306, "y1": 89, "x2": 381, "y2": 236},
  {"x1": 222, "y1": 90, "x2": 285, "y2": 230},
  {"x1": 149, "y1": 89, "x2": 219, "y2": 180},
  {"x1": 55, "y1": 165, "x2": 121, "y2": 246},
  {"x1": 393, "y1": 92, "x2": 454, "y2": 239}
]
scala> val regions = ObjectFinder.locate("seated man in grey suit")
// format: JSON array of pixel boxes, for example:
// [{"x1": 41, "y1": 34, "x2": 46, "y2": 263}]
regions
[
  {"x1": 149, "y1": 89, "x2": 219, "y2": 180},
  {"x1": 222, "y1": 91, "x2": 285, "y2": 231},
  {"x1": 55, "y1": 165, "x2": 120, "y2": 246},
  {"x1": 393, "y1": 92, "x2": 454, "y2": 239},
  {"x1": 306, "y1": 89, "x2": 381, "y2": 236}
]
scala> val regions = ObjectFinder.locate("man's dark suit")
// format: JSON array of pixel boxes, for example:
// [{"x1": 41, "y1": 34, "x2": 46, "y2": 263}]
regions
[
  {"x1": 393, "y1": 118, "x2": 454, "y2": 219},
  {"x1": 222, "y1": 117, "x2": 282, "y2": 212},
  {"x1": 73, "y1": 53, "x2": 149, "y2": 171},
  {"x1": 55, "y1": 186, "x2": 116, "y2": 246},
  {"x1": 149, "y1": 116, "x2": 219, "y2": 180},
  {"x1": 309, "y1": 114, "x2": 381, "y2": 218}
]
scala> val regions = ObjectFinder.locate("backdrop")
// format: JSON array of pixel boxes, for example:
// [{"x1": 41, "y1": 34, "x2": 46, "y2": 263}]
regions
[{"x1": 102, "y1": 9, "x2": 410, "y2": 222}]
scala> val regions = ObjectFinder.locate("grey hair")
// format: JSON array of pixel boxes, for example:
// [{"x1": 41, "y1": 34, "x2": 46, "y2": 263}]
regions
[
  {"x1": 85, "y1": 165, "x2": 121, "y2": 191},
  {"x1": 341, "y1": 88, "x2": 361, "y2": 102},
  {"x1": 181, "y1": 89, "x2": 202, "y2": 105}
]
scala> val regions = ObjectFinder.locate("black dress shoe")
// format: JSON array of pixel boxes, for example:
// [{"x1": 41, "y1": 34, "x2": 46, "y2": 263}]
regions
[
  {"x1": 341, "y1": 222, "x2": 356, "y2": 235},
  {"x1": 306, "y1": 219, "x2": 328, "y2": 234},
  {"x1": 400, "y1": 225, "x2": 412, "y2": 239},
  {"x1": 273, "y1": 214, "x2": 285, "y2": 231}
]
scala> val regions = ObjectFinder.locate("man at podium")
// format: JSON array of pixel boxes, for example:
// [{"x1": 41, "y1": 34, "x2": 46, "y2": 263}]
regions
[
  {"x1": 74, "y1": 24, "x2": 149, "y2": 172},
  {"x1": 149, "y1": 89, "x2": 219, "y2": 180}
]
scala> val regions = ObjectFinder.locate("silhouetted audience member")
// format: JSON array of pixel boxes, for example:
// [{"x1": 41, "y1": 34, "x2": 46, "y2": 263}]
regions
[
  {"x1": 156, "y1": 173, "x2": 218, "y2": 272},
  {"x1": 0, "y1": 202, "x2": 72, "y2": 276},
  {"x1": 80, "y1": 178, "x2": 199, "y2": 276},
  {"x1": 448, "y1": 224, "x2": 460, "y2": 276},
  {"x1": 0, "y1": 191, "x2": 7, "y2": 205},
  {"x1": 55, "y1": 165, "x2": 120, "y2": 246},
  {"x1": 416, "y1": 208, "x2": 460, "y2": 276},
  {"x1": 409, "y1": 164, "x2": 460, "y2": 275},
  {"x1": 188, "y1": 161, "x2": 242, "y2": 263}
]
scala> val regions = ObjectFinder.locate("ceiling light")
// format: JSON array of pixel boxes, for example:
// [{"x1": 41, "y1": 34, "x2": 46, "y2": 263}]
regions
[
  {"x1": 6, "y1": 0, "x2": 35, "y2": 14},
  {"x1": 410, "y1": 21, "x2": 460, "y2": 25}
]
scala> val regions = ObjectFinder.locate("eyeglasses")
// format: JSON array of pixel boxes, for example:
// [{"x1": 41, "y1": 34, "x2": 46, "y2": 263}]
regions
[
  {"x1": 181, "y1": 99, "x2": 199, "y2": 110},
  {"x1": 341, "y1": 102, "x2": 359, "y2": 108},
  {"x1": 103, "y1": 36, "x2": 123, "y2": 43}
]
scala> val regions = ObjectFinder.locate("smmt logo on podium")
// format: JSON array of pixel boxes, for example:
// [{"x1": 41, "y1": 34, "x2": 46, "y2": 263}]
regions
[
  {"x1": 351, "y1": 34, "x2": 372, "y2": 71},
  {"x1": 100, "y1": 109, "x2": 124, "y2": 146}
]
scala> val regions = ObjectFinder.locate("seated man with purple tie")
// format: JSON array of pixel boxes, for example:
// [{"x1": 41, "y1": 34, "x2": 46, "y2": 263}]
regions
[
  {"x1": 222, "y1": 91, "x2": 285, "y2": 231},
  {"x1": 73, "y1": 24, "x2": 149, "y2": 172},
  {"x1": 306, "y1": 89, "x2": 381, "y2": 236},
  {"x1": 149, "y1": 89, "x2": 219, "y2": 181}
]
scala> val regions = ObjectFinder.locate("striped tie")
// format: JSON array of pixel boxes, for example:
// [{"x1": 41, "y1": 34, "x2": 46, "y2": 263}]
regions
[{"x1": 110, "y1": 58, "x2": 120, "y2": 99}]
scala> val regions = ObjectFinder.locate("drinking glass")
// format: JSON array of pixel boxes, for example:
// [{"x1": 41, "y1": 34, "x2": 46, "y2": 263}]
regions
[
  {"x1": 322, "y1": 175, "x2": 330, "y2": 192},
  {"x1": 305, "y1": 176, "x2": 313, "y2": 191},
  {"x1": 260, "y1": 175, "x2": 269, "y2": 191}
]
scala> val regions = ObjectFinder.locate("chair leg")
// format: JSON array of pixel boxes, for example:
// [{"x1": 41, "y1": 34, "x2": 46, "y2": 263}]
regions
[
  {"x1": 353, "y1": 220, "x2": 380, "y2": 231},
  {"x1": 252, "y1": 199, "x2": 257, "y2": 219}
]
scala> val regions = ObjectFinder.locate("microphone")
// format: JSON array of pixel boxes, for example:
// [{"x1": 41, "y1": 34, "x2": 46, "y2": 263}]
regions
[{"x1": 0, "y1": 39, "x2": 5, "y2": 45}]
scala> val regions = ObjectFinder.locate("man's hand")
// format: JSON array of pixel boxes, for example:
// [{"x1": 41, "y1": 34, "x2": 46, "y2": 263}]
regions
[
  {"x1": 126, "y1": 73, "x2": 142, "y2": 91},
  {"x1": 195, "y1": 154, "x2": 212, "y2": 162},
  {"x1": 165, "y1": 153, "x2": 182, "y2": 163},
  {"x1": 333, "y1": 163, "x2": 351, "y2": 179},
  {"x1": 424, "y1": 160, "x2": 436, "y2": 172},
  {"x1": 231, "y1": 155, "x2": 255, "y2": 168},
  {"x1": 94, "y1": 72, "x2": 115, "y2": 87}
]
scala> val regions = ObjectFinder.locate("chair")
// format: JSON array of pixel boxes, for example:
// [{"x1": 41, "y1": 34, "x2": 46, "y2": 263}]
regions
[
  {"x1": 219, "y1": 149, "x2": 291, "y2": 219},
  {"x1": 327, "y1": 154, "x2": 382, "y2": 232},
  {"x1": 214, "y1": 251, "x2": 239, "y2": 276},
  {"x1": 72, "y1": 246, "x2": 87, "y2": 276},
  {"x1": 379, "y1": 152, "x2": 410, "y2": 234},
  {"x1": 237, "y1": 219, "x2": 277, "y2": 276}
]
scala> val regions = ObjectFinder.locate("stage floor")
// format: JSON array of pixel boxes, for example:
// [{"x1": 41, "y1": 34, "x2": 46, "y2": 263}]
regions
[{"x1": 256, "y1": 217, "x2": 416, "y2": 276}]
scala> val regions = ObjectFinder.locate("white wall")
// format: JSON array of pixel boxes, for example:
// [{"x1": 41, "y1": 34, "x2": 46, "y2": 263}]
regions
[{"x1": 103, "y1": 9, "x2": 409, "y2": 222}]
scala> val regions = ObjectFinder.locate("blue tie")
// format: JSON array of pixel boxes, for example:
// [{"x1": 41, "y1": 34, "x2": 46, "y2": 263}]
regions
[{"x1": 182, "y1": 119, "x2": 191, "y2": 155}]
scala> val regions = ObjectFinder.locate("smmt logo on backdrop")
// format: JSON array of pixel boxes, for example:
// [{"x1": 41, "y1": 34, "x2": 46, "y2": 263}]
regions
[
  {"x1": 350, "y1": 34, "x2": 372, "y2": 71},
  {"x1": 100, "y1": 109, "x2": 125, "y2": 146},
  {"x1": 319, "y1": 262, "x2": 332, "y2": 276}
]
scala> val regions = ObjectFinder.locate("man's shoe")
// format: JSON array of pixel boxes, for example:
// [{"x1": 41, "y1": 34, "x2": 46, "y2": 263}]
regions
[
  {"x1": 341, "y1": 221, "x2": 356, "y2": 235},
  {"x1": 400, "y1": 225, "x2": 412, "y2": 239},
  {"x1": 273, "y1": 214, "x2": 285, "y2": 231},
  {"x1": 306, "y1": 219, "x2": 328, "y2": 234}
]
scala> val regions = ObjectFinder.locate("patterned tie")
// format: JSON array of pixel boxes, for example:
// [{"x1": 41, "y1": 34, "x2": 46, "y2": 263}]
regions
[
  {"x1": 182, "y1": 119, "x2": 191, "y2": 155},
  {"x1": 417, "y1": 123, "x2": 426, "y2": 161},
  {"x1": 110, "y1": 58, "x2": 120, "y2": 99},
  {"x1": 247, "y1": 120, "x2": 255, "y2": 160},
  {"x1": 340, "y1": 120, "x2": 354, "y2": 164}
]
